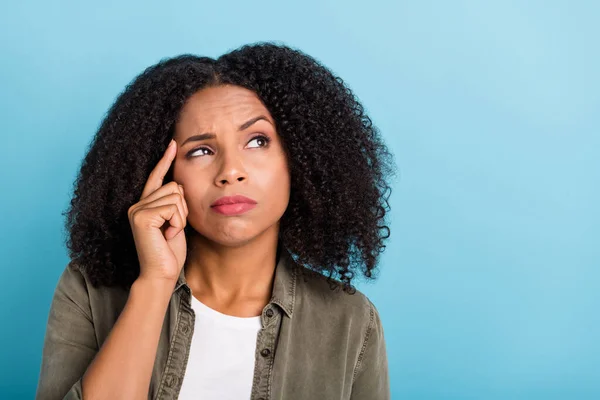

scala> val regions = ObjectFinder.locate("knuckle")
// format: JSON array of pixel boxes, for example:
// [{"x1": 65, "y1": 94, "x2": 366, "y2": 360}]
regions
[
  {"x1": 130, "y1": 209, "x2": 141, "y2": 225},
  {"x1": 147, "y1": 170, "x2": 158, "y2": 182}
]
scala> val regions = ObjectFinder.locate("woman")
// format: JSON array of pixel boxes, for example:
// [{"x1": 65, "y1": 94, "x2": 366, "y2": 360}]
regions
[{"x1": 35, "y1": 42, "x2": 395, "y2": 400}]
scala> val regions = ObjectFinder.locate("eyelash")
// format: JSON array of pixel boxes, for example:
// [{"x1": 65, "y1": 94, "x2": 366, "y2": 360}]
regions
[{"x1": 186, "y1": 135, "x2": 272, "y2": 158}]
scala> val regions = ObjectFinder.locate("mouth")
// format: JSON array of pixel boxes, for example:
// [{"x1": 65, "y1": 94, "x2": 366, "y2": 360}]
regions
[
  {"x1": 210, "y1": 195, "x2": 257, "y2": 216},
  {"x1": 210, "y1": 202, "x2": 257, "y2": 216}
]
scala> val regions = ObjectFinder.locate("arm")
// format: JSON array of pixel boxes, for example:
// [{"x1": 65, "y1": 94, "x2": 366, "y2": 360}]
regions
[
  {"x1": 350, "y1": 299, "x2": 391, "y2": 400},
  {"x1": 80, "y1": 276, "x2": 173, "y2": 400},
  {"x1": 35, "y1": 263, "x2": 175, "y2": 400},
  {"x1": 35, "y1": 263, "x2": 97, "y2": 400}
]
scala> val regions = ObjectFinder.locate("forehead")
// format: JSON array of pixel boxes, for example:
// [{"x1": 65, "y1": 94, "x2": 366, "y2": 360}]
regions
[{"x1": 178, "y1": 85, "x2": 270, "y2": 123}]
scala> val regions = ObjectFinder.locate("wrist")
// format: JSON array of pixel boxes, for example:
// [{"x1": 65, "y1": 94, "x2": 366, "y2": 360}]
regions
[{"x1": 132, "y1": 275, "x2": 177, "y2": 298}]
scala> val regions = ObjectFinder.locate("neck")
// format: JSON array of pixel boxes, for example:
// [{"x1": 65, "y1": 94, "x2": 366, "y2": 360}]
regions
[{"x1": 183, "y1": 226, "x2": 280, "y2": 316}]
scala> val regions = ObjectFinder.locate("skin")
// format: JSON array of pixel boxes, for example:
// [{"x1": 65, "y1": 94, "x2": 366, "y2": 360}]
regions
[{"x1": 171, "y1": 84, "x2": 291, "y2": 318}]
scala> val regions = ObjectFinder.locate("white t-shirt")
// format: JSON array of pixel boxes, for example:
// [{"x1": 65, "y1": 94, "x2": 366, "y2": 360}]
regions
[{"x1": 177, "y1": 294, "x2": 262, "y2": 400}]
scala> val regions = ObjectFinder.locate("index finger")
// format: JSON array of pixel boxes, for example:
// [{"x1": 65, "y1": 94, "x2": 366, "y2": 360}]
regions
[{"x1": 140, "y1": 139, "x2": 177, "y2": 200}]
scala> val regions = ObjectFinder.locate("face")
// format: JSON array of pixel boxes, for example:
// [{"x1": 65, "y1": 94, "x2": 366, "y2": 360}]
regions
[{"x1": 171, "y1": 84, "x2": 291, "y2": 247}]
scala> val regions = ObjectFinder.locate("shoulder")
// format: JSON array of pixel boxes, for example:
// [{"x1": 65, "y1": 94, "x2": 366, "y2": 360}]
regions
[
  {"x1": 55, "y1": 261, "x2": 103, "y2": 301},
  {"x1": 44, "y1": 261, "x2": 95, "y2": 327},
  {"x1": 294, "y1": 266, "x2": 378, "y2": 325},
  {"x1": 54, "y1": 261, "x2": 130, "y2": 319},
  {"x1": 55, "y1": 261, "x2": 90, "y2": 300},
  {"x1": 292, "y1": 266, "x2": 386, "y2": 375}
]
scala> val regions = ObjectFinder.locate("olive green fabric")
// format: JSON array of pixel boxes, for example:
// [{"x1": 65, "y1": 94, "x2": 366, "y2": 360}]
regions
[{"x1": 35, "y1": 245, "x2": 390, "y2": 399}]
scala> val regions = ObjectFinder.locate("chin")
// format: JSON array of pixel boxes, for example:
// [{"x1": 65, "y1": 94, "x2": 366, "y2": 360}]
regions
[{"x1": 191, "y1": 219, "x2": 271, "y2": 248}]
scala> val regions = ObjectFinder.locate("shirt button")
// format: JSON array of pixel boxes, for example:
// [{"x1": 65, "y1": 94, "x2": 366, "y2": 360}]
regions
[
  {"x1": 260, "y1": 348, "x2": 271, "y2": 357},
  {"x1": 165, "y1": 373, "x2": 179, "y2": 388},
  {"x1": 266, "y1": 308, "x2": 274, "y2": 317},
  {"x1": 181, "y1": 324, "x2": 190, "y2": 334}
]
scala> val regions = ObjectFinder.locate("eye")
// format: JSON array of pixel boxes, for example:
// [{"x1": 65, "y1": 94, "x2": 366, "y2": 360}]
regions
[
  {"x1": 186, "y1": 147, "x2": 214, "y2": 158},
  {"x1": 246, "y1": 135, "x2": 271, "y2": 149},
  {"x1": 186, "y1": 135, "x2": 271, "y2": 158}
]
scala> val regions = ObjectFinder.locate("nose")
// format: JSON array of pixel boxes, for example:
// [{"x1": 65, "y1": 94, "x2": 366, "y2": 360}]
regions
[{"x1": 214, "y1": 149, "x2": 248, "y2": 186}]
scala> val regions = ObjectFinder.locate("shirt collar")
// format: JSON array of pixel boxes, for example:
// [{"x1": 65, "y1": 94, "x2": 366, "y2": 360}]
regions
[{"x1": 172, "y1": 241, "x2": 297, "y2": 318}]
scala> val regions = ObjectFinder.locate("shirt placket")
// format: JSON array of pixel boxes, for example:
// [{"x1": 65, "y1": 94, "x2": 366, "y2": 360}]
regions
[
  {"x1": 251, "y1": 303, "x2": 283, "y2": 400},
  {"x1": 156, "y1": 286, "x2": 195, "y2": 400}
]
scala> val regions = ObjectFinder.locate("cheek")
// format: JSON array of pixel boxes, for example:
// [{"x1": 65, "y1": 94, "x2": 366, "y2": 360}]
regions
[
  {"x1": 171, "y1": 159, "x2": 186, "y2": 184},
  {"x1": 173, "y1": 168, "x2": 211, "y2": 213},
  {"x1": 263, "y1": 162, "x2": 291, "y2": 210}
]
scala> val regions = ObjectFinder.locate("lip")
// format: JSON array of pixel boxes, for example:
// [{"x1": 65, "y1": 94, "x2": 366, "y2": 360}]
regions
[
  {"x1": 211, "y1": 195, "x2": 257, "y2": 207},
  {"x1": 211, "y1": 202, "x2": 257, "y2": 216},
  {"x1": 210, "y1": 195, "x2": 258, "y2": 216}
]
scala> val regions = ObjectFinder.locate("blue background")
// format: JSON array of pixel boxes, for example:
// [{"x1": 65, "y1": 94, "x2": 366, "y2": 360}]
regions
[{"x1": 1, "y1": 1, "x2": 598, "y2": 398}]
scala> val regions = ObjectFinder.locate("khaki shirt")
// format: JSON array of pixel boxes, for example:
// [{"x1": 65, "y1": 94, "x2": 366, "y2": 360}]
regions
[{"x1": 35, "y1": 246, "x2": 390, "y2": 399}]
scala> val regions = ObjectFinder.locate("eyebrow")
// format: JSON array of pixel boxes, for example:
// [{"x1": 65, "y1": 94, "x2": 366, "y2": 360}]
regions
[{"x1": 181, "y1": 115, "x2": 271, "y2": 146}]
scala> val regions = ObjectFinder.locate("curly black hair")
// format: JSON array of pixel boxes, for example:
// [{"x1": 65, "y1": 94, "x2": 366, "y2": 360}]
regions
[{"x1": 63, "y1": 41, "x2": 395, "y2": 293}]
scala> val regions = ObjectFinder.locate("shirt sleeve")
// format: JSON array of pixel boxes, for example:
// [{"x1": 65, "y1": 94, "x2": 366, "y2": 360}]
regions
[
  {"x1": 35, "y1": 262, "x2": 98, "y2": 400},
  {"x1": 350, "y1": 298, "x2": 391, "y2": 400}
]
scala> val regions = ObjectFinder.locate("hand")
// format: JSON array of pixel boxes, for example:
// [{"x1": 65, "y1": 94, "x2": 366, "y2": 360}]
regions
[{"x1": 127, "y1": 139, "x2": 189, "y2": 283}]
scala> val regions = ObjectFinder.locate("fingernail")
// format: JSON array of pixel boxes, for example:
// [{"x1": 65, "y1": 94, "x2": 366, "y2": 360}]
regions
[{"x1": 169, "y1": 139, "x2": 175, "y2": 147}]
